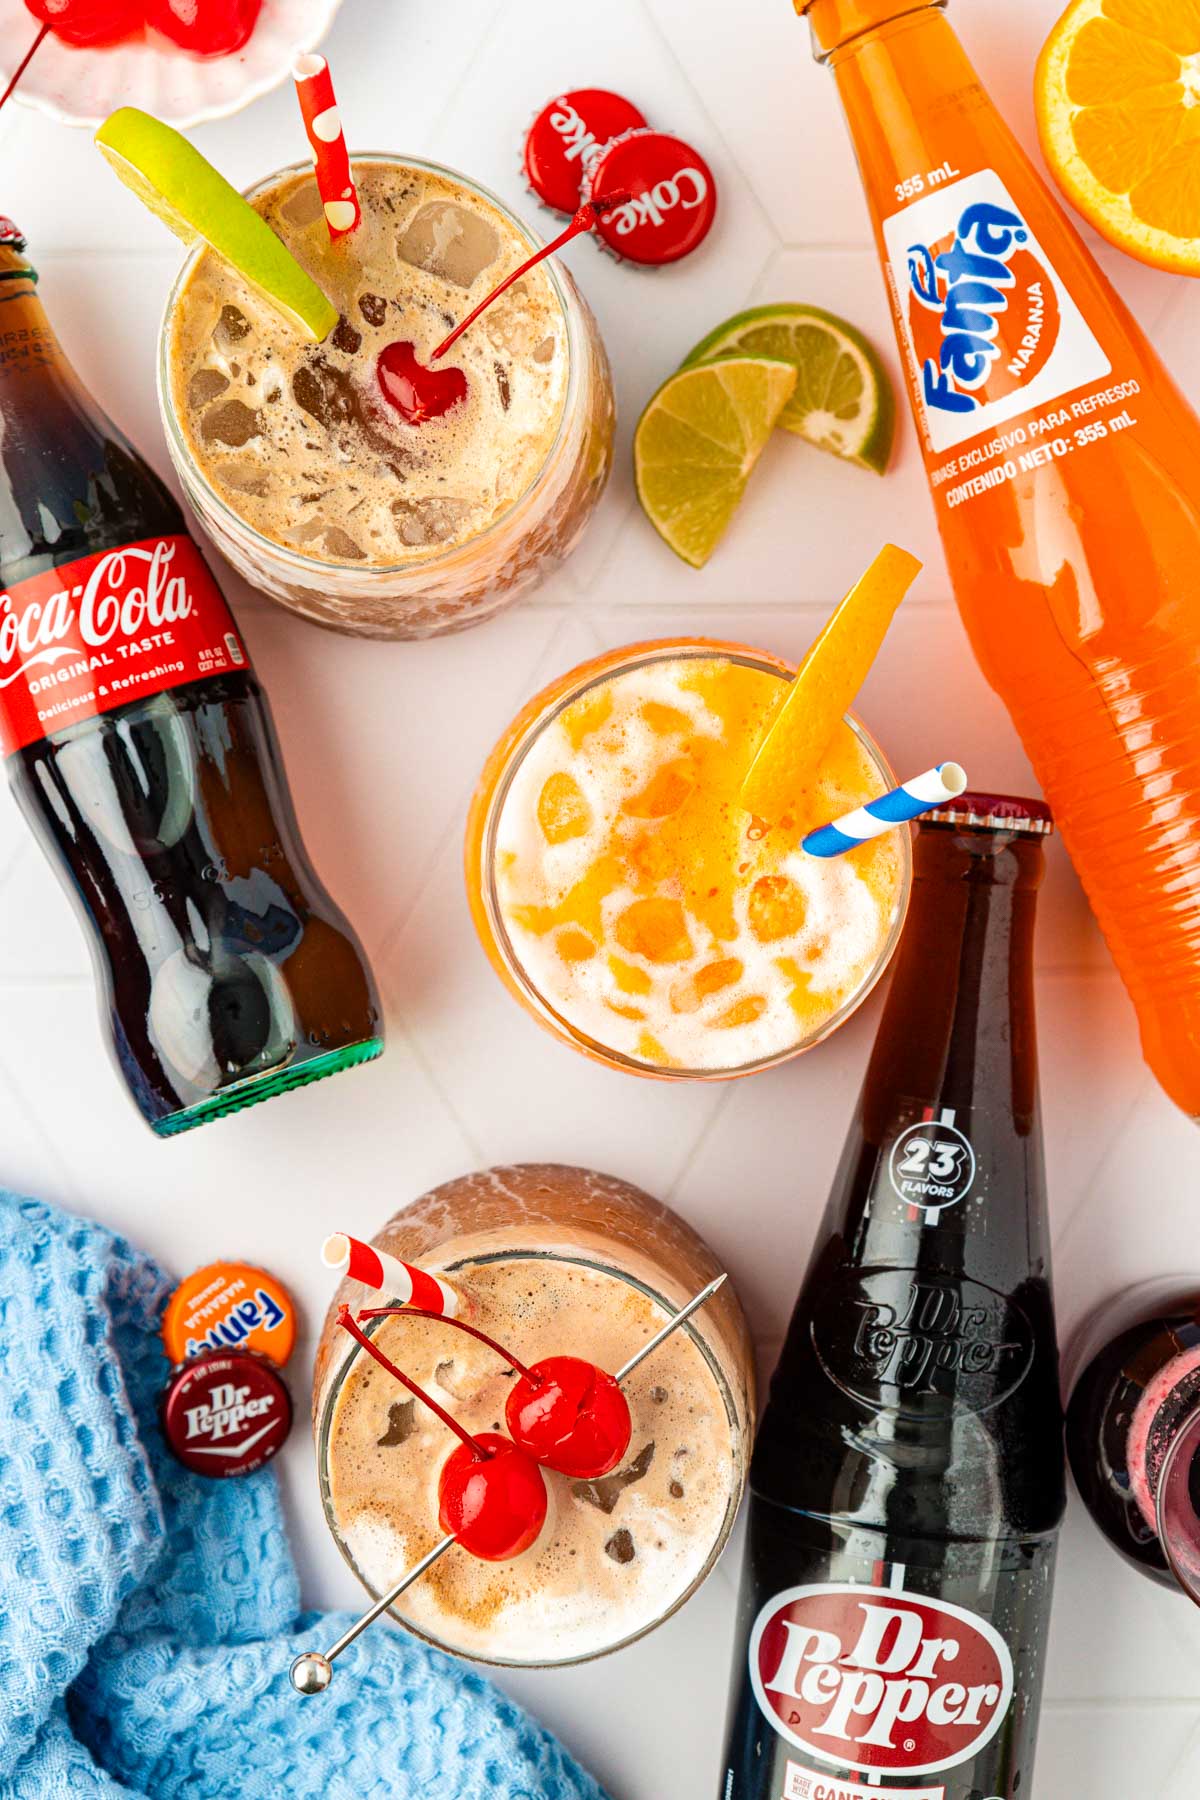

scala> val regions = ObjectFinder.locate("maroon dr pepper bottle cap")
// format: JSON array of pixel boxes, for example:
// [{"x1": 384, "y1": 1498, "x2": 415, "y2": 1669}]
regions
[
  {"x1": 160, "y1": 1348, "x2": 293, "y2": 1478},
  {"x1": 582, "y1": 129, "x2": 717, "y2": 265},
  {"x1": 523, "y1": 89, "x2": 648, "y2": 216}
]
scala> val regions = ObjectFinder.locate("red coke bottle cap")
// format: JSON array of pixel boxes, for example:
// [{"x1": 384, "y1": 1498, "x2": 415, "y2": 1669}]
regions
[
  {"x1": 0, "y1": 219, "x2": 26, "y2": 250},
  {"x1": 523, "y1": 89, "x2": 648, "y2": 216},
  {"x1": 583, "y1": 129, "x2": 717, "y2": 265},
  {"x1": 160, "y1": 1349, "x2": 293, "y2": 1479}
]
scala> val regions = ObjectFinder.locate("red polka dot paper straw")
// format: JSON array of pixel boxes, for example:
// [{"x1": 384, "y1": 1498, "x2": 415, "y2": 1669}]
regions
[
  {"x1": 321, "y1": 1232, "x2": 459, "y2": 1316},
  {"x1": 293, "y1": 53, "x2": 361, "y2": 240}
]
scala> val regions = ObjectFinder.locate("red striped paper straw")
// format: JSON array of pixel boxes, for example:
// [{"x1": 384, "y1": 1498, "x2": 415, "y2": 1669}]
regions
[
  {"x1": 293, "y1": 54, "x2": 361, "y2": 240},
  {"x1": 321, "y1": 1233, "x2": 459, "y2": 1316}
]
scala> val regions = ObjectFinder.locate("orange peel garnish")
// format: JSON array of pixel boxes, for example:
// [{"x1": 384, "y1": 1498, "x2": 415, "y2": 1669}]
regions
[{"x1": 739, "y1": 544, "x2": 921, "y2": 826}]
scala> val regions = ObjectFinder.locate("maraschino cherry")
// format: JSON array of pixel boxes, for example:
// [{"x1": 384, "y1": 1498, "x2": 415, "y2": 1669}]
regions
[
  {"x1": 360, "y1": 1306, "x2": 634, "y2": 1480},
  {"x1": 374, "y1": 195, "x2": 631, "y2": 430},
  {"x1": 336, "y1": 1306, "x2": 548, "y2": 1563},
  {"x1": 438, "y1": 1432, "x2": 548, "y2": 1560},
  {"x1": 146, "y1": 0, "x2": 262, "y2": 55},
  {"x1": 376, "y1": 341, "x2": 468, "y2": 426},
  {"x1": 506, "y1": 1354, "x2": 632, "y2": 1481},
  {"x1": 24, "y1": 0, "x2": 143, "y2": 46}
]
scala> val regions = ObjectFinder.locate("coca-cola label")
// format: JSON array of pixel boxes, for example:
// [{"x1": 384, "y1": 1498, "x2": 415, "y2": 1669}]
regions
[
  {"x1": 748, "y1": 1583, "x2": 1014, "y2": 1779},
  {"x1": 0, "y1": 535, "x2": 248, "y2": 755},
  {"x1": 882, "y1": 169, "x2": 1109, "y2": 453}
]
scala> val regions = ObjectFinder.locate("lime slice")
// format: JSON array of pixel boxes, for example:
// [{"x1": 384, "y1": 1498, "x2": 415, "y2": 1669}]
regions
[
  {"x1": 634, "y1": 357, "x2": 798, "y2": 569},
  {"x1": 682, "y1": 304, "x2": 895, "y2": 473},
  {"x1": 95, "y1": 108, "x2": 338, "y2": 344}
]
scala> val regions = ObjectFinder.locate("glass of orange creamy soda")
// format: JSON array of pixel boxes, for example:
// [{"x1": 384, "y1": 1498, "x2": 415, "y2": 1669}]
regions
[{"x1": 465, "y1": 639, "x2": 911, "y2": 1078}]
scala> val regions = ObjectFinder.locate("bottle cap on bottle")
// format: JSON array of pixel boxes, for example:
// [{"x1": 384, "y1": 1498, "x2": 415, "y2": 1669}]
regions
[
  {"x1": 0, "y1": 219, "x2": 26, "y2": 250},
  {"x1": 160, "y1": 1261, "x2": 297, "y2": 1368},
  {"x1": 582, "y1": 129, "x2": 717, "y2": 264},
  {"x1": 523, "y1": 89, "x2": 649, "y2": 215},
  {"x1": 159, "y1": 1348, "x2": 293, "y2": 1478},
  {"x1": 923, "y1": 791, "x2": 1054, "y2": 835}
]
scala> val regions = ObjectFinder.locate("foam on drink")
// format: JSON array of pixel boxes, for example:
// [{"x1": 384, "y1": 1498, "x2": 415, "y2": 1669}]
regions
[
  {"x1": 327, "y1": 1257, "x2": 735, "y2": 1662},
  {"x1": 491, "y1": 652, "x2": 903, "y2": 1071},
  {"x1": 167, "y1": 161, "x2": 569, "y2": 568}
]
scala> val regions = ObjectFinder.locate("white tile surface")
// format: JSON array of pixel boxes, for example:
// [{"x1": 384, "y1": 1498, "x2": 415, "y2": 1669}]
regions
[{"x1": 2, "y1": 1, "x2": 1199, "y2": 1796}]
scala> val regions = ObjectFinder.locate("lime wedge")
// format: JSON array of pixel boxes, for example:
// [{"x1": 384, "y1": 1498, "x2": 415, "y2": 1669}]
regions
[
  {"x1": 634, "y1": 357, "x2": 798, "y2": 569},
  {"x1": 682, "y1": 304, "x2": 895, "y2": 473},
  {"x1": 95, "y1": 108, "x2": 338, "y2": 344},
  {"x1": 740, "y1": 544, "x2": 921, "y2": 826}
]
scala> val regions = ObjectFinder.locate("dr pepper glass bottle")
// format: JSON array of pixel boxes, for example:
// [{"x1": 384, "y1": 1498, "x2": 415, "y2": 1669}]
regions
[
  {"x1": 800, "y1": 0, "x2": 1200, "y2": 1120},
  {"x1": 0, "y1": 222, "x2": 382, "y2": 1135},
  {"x1": 720, "y1": 798, "x2": 1065, "y2": 1800}
]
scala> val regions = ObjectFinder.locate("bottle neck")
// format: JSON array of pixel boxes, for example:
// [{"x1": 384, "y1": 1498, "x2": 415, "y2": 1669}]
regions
[
  {"x1": 0, "y1": 241, "x2": 58, "y2": 361},
  {"x1": 801, "y1": 0, "x2": 947, "y2": 63},
  {"x1": 799, "y1": 0, "x2": 1006, "y2": 224},
  {"x1": 0, "y1": 239, "x2": 182, "y2": 581},
  {"x1": 863, "y1": 821, "x2": 1044, "y2": 1143}
]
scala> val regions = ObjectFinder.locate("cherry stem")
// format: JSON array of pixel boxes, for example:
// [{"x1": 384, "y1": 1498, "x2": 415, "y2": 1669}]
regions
[
  {"x1": 430, "y1": 194, "x2": 630, "y2": 364},
  {"x1": 336, "y1": 1304, "x2": 492, "y2": 1459},
  {"x1": 0, "y1": 25, "x2": 47, "y2": 116},
  {"x1": 357, "y1": 1304, "x2": 540, "y2": 1385}
]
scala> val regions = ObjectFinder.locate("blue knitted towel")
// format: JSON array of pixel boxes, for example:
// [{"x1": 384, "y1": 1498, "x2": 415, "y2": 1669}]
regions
[{"x1": 0, "y1": 1192, "x2": 611, "y2": 1800}]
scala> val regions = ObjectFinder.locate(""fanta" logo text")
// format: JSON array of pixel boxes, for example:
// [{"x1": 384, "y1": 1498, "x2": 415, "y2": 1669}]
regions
[{"x1": 908, "y1": 202, "x2": 1049, "y2": 417}]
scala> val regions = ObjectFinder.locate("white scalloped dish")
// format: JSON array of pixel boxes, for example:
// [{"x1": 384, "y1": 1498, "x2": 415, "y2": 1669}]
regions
[{"x1": 0, "y1": 0, "x2": 345, "y2": 128}]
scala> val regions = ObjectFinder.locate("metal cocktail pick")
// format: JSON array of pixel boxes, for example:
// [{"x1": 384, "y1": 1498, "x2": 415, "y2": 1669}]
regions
[{"x1": 289, "y1": 1272, "x2": 728, "y2": 1694}]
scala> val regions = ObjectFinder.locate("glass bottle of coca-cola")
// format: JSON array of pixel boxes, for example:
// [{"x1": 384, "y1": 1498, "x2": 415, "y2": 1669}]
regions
[
  {"x1": 0, "y1": 220, "x2": 382, "y2": 1135},
  {"x1": 719, "y1": 796, "x2": 1065, "y2": 1800}
]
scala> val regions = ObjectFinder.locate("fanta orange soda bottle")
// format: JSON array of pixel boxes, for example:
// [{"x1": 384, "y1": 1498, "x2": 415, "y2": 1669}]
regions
[{"x1": 800, "y1": 0, "x2": 1200, "y2": 1118}]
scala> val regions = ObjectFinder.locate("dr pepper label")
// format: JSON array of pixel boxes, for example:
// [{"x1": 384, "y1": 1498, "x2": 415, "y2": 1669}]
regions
[
  {"x1": 0, "y1": 534, "x2": 248, "y2": 754},
  {"x1": 748, "y1": 1582, "x2": 1014, "y2": 1784}
]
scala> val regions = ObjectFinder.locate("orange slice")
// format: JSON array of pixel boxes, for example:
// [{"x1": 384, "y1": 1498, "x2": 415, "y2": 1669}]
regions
[
  {"x1": 1036, "y1": 0, "x2": 1200, "y2": 272},
  {"x1": 739, "y1": 544, "x2": 920, "y2": 827}
]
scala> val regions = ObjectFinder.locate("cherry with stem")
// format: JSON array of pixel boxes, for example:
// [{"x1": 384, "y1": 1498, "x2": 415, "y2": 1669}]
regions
[
  {"x1": 292, "y1": 1274, "x2": 727, "y2": 1694},
  {"x1": 360, "y1": 1302, "x2": 632, "y2": 1480},
  {"x1": 375, "y1": 194, "x2": 631, "y2": 428},
  {"x1": 336, "y1": 1303, "x2": 488, "y2": 1458},
  {"x1": 335, "y1": 1304, "x2": 548, "y2": 1565},
  {"x1": 429, "y1": 195, "x2": 630, "y2": 365}
]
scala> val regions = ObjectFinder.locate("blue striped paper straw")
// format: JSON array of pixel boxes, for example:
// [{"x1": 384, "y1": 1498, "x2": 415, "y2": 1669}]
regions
[{"x1": 802, "y1": 763, "x2": 968, "y2": 858}]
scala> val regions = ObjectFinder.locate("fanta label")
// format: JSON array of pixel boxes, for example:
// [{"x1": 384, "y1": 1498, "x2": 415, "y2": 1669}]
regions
[{"x1": 883, "y1": 170, "x2": 1110, "y2": 453}]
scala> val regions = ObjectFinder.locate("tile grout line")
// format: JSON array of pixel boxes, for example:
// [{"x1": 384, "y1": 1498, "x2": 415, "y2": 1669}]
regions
[
  {"x1": 661, "y1": 1081, "x2": 737, "y2": 1206},
  {"x1": 419, "y1": 0, "x2": 510, "y2": 151},
  {"x1": 630, "y1": 0, "x2": 784, "y2": 253},
  {"x1": 385, "y1": 1003, "x2": 488, "y2": 1170},
  {"x1": 1050, "y1": 1067, "x2": 1159, "y2": 1261},
  {"x1": 1156, "y1": 1706, "x2": 1200, "y2": 1793},
  {"x1": 367, "y1": 611, "x2": 580, "y2": 973}
]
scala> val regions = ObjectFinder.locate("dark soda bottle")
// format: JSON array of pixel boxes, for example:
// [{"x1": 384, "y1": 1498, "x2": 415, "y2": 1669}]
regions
[
  {"x1": 0, "y1": 219, "x2": 383, "y2": 1135},
  {"x1": 1067, "y1": 1287, "x2": 1200, "y2": 1604},
  {"x1": 719, "y1": 796, "x2": 1065, "y2": 1799}
]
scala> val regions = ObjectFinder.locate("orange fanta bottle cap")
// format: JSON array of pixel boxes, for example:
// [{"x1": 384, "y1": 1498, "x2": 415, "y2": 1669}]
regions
[{"x1": 161, "y1": 1261, "x2": 297, "y2": 1368}]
